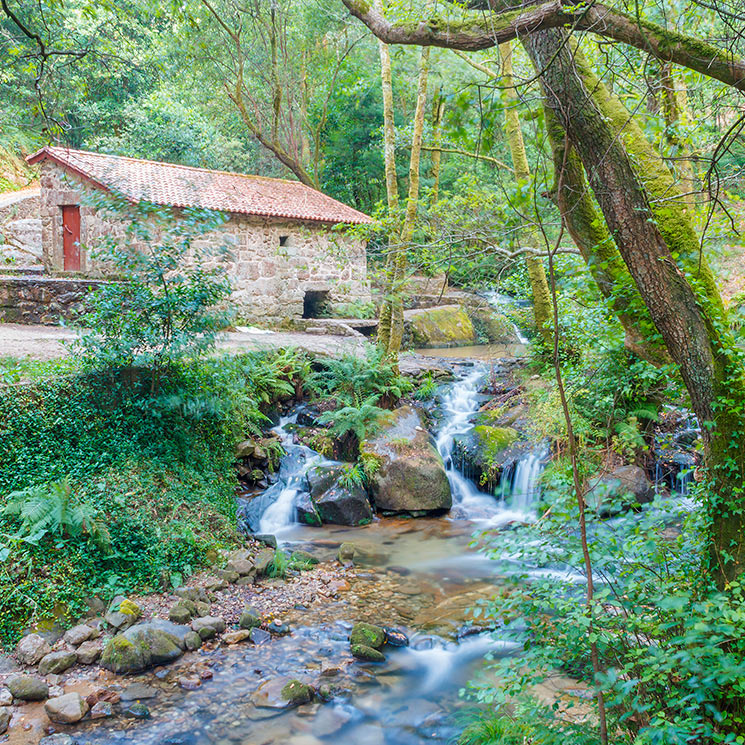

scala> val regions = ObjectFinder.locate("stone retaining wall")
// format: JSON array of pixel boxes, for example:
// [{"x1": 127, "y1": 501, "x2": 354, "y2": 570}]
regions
[{"x1": 0, "y1": 275, "x2": 102, "y2": 324}]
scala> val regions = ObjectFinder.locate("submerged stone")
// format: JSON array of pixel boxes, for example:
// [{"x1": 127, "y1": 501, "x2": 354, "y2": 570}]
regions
[{"x1": 351, "y1": 644, "x2": 386, "y2": 662}]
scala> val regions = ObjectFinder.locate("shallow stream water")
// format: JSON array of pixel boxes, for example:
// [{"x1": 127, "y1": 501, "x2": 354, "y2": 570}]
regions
[{"x1": 73, "y1": 360, "x2": 551, "y2": 745}]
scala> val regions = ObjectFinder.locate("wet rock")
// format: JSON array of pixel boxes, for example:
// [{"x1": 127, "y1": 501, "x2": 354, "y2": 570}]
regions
[
  {"x1": 0, "y1": 688, "x2": 11, "y2": 706},
  {"x1": 587, "y1": 464, "x2": 654, "y2": 515},
  {"x1": 345, "y1": 723, "x2": 384, "y2": 745},
  {"x1": 255, "y1": 533, "x2": 278, "y2": 548},
  {"x1": 123, "y1": 702, "x2": 150, "y2": 719},
  {"x1": 178, "y1": 676, "x2": 201, "y2": 690},
  {"x1": 38, "y1": 650, "x2": 77, "y2": 676},
  {"x1": 362, "y1": 406, "x2": 452, "y2": 513},
  {"x1": 337, "y1": 542, "x2": 356, "y2": 565},
  {"x1": 290, "y1": 550, "x2": 319, "y2": 566},
  {"x1": 296, "y1": 492, "x2": 322, "y2": 526},
  {"x1": 40, "y1": 735, "x2": 78, "y2": 745},
  {"x1": 0, "y1": 708, "x2": 9, "y2": 734},
  {"x1": 45, "y1": 692, "x2": 89, "y2": 724},
  {"x1": 239, "y1": 606, "x2": 262, "y2": 630},
  {"x1": 104, "y1": 596, "x2": 142, "y2": 630},
  {"x1": 120, "y1": 683, "x2": 159, "y2": 701},
  {"x1": 63, "y1": 624, "x2": 94, "y2": 647},
  {"x1": 267, "y1": 620, "x2": 290, "y2": 636},
  {"x1": 384, "y1": 628, "x2": 410, "y2": 647},
  {"x1": 223, "y1": 630, "x2": 251, "y2": 644},
  {"x1": 350, "y1": 623, "x2": 385, "y2": 649},
  {"x1": 100, "y1": 623, "x2": 184, "y2": 673},
  {"x1": 169, "y1": 600, "x2": 196, "y2": 625},
  {"x1": 250, "y1": 628, "x2": 271, "y2": 645},
  {"x1": 90, "y1": 701, "x2": 114, "y2": 719},
  {"x1": 15, "y1": 633, "x2": 52, "y2": 666},
  {"x1": 315, "y1": 483, "x2": 374, "y2": 527},
  {"x1": 351, "y1": 644, "x2": 386, "y2": 662},
  {"x1": 8, "y1": 674, "x2": 48, "y2": 700},
  {"x1": 281, "y1": 679, "x2": 314, "y2": 706},
  {"x1": 184, "y1": 631, "x2": 202, "y2": 651},
  {"x1": 191, "y1": 616, "x2": 226, "y2": 640},
  {"x1": 312, "y1": 705, "x2": 353, "y2": 736}
]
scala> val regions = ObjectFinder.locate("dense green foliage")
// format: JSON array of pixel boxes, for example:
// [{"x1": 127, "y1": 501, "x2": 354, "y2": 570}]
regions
[{"x1": 0, "y1": 349, "x2": 306, "y2": 645}]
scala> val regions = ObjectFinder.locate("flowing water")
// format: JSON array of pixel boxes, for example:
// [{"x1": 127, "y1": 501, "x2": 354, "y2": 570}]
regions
[{"x1": 75, "y1": 362, "x2": 552, "y2": 745}]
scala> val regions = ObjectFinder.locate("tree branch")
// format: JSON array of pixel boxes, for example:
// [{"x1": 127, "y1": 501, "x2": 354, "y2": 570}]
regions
[{"x1": 340, "y1": 0, "x2": 745, "y2": 90}]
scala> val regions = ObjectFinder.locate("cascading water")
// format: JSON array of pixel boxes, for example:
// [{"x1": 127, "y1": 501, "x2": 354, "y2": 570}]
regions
[
  {"x1": 435, "y1": 365, "x2": 547, "y2": 523},
  {"x1": 483, "y1": 290, "x2": 529, "y2": 344},
  {"x1": 238, "y1": 414, "x2": 334, "y2": 536}
]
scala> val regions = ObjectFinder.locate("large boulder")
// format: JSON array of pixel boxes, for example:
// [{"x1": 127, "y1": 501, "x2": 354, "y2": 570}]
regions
[
  {"x1": 100, "y1": 622, "x2": 185, "y2": 673},
  {"x1": 362, "y1": 406, "x2": 451, "y2": 513},
  {"x1": 303, "y1": 464, "x2": 374, "y2": 527},
  {"x1": 403, "y1": 305, "x2": 476, "y2": 348},
  {"x1": 38, "y1": 651, "x2": 77, "y2": 676},
  {"x1": 586, "y1": 465, "x2": 655, "y2": 516},
  {"x1": 8, "y1": 674, "x2": 48, "y2": 701}
]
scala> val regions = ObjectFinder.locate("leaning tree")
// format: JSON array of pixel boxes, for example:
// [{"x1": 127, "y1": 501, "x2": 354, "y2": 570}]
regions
[{"x1": 341, "y1": 0, "x2": 745, "y2": 587}]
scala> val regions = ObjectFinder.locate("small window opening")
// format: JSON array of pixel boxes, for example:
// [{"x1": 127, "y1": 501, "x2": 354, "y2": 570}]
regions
[
  {"x1": 279, "y1": 235, "x2": 289, "y2": 247},
  {"x1": 303, "y1": 290, "x2": 330, "y2": 319}
]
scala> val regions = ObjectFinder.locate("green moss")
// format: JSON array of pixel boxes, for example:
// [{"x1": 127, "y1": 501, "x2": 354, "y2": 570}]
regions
[
  {"x1": 474, "y1": 426, "x2": 519, "y2": 464},
  {"x1": 350, "y1": 622, "x2": 385, "y2": 649},
  {"x1": 408, "y1": 306, "x2": 476, "y2": 348},
  {"x1": 280, "y1": 679, "x2": 313, "y2": 705}
]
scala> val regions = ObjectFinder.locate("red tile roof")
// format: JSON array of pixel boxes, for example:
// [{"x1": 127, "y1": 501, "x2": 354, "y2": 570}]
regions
[{"x1": 27, "y1": 146, "x2": 372, "y2": 225}]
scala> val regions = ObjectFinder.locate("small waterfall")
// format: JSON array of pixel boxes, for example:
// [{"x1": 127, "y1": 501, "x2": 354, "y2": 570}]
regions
[
  {"x1": 435, "y1": 366, "x2": 547, "y2": 522},
  {"x1": 509, "y1": 445, "x2": 549, "y2": 514},
  {"x1": 435, "y1": 367, "x2": 500, "y2": 515},
  {"x1": 484, "y1": 291, "x2": 529, "y2": 344},
  {"x1": 239, "y1": 414, "x2": 334, "y2": 536}
]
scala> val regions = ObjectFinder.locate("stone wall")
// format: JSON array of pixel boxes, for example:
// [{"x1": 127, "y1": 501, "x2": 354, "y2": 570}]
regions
[
  {"x1": 0, "y1": 275, "x2": 102, "y2": 324},
  {"x1": 0, "y1": 189, "x2": 43, "y2": 268},
  {"x1": 39, "y1": 162, "x2": 370, "y2": 323}
]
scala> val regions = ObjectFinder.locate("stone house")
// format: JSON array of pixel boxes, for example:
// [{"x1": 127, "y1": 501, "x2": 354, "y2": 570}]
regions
[{"x1": 26, "y1": 146, "x2": 372, "y2": 322}]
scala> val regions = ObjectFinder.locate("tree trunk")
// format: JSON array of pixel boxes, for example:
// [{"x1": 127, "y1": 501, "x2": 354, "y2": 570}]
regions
[
  {"x1": 375, "y1": 4, "x2": 399, "y2": 353},
  {"x1": 387, "y1": 44, "x2": 431, "y2": 358},
  {"x1": 523, "y1": 29, "x2": 745, "y2": 586},
  {"x1": 498, "y1": 41, "x2": 552, "y2": 348},
  {"x1": 430, "y1": 86, "x2": 445, "y2": 203},
  {"x1": 543, "y1": 107, "x2": 666, "y2": 365}
]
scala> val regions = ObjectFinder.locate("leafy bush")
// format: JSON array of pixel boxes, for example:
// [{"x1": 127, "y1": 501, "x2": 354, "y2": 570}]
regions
[
  {"x1": 464, "y1": 481, "x2": 745, "y2": 743},
  {"x1": 3, "y1": 478, "x2": 110, "y2": 552},
  {"x1": 0, "y1": 349, "x2": 305, "y2": 645},
  {"x1": 76, "y1": 195, "x2": 234, "y2": 385},
  {"x1": 308, "y1": 345, "x2": 412, "y2": 408}
]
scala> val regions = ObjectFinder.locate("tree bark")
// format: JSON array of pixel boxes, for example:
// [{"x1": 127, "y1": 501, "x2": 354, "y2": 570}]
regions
[
  {"x1": 388, "y1": 43, "x2": 431, "y2": 357},
  {"x1": 375, "y1": 1, "x2": 399, "y2": 353},
  {"x1": 430, "y1": 87, "x2": 445, "y2": 203},
  {"x1": 498, "y1": 41, "x2": 552, "y2": 348},
  {"x1": 523, "y1": 28, "x2": 745, "y2": 586}
]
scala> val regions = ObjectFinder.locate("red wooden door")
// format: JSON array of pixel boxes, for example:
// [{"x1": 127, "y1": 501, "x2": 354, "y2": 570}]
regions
[{"x1": 62, "y1": 205, "x2": 81, "y2": 271}]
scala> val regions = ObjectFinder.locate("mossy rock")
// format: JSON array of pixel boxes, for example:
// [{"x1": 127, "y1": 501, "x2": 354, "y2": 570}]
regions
[
  {"x1": 100, "y1": 624, "x2": 183, "y2": 673},
  {"x1": 290, "y1": 550, "x2": 319, "y2": 566},
  {"x1": 350, "y1": 622, "x2": 385, "y2": 650},
  {"x1": 404, "y1": 305, "x2": 476, "y2": 348},
  {"x1": 351, "y1": 644, "x2": 386, "y2": 662},
  {"x1": 468, "y1": 307, "x2": 519, "y2": 344},
  {"x1": 239, "y1": 607, "x2": 261, "y2": 630},
  {"x1": 280, "y1": 679, "x2": 314, "y2": 706},
  {"x1": 473, "y1": 426, "x2": 519, "y2": 461}
]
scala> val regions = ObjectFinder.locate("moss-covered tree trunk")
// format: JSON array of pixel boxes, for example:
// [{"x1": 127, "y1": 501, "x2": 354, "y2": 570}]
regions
[
  {"x1": 387, "y1": 44, "x2": 431, "y2": 358},
  {"x1": 375, "y1": 1, "x2": 399, "y2": 353},
  {"x1": 523, "y1": 28, "x2": 745, "y2": 587},
  {"x1": 498, "y1": 42, "x2": 552, "y2": 348}
]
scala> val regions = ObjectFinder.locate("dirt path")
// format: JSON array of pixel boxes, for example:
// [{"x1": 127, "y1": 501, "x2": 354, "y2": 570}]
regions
[{"x1": 0, "y1": 323, "x2": 449, "y2": 376}]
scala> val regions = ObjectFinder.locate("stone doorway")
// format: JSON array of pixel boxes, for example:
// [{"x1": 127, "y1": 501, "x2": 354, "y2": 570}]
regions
[{"x1": 302, "y1": 290, "x2": 330, "y2": 319}]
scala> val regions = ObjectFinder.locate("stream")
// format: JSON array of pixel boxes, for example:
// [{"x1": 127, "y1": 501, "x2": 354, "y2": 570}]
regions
[{"x1": 73, "y1": 357, "x2": 550, "y2": 745}]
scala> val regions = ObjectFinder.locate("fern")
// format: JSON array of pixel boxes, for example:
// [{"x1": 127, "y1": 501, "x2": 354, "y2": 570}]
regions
[
  {"x1": 3, "y1": 478, "x2": 111, "y2": 552},
  {"x1": 316, "y1": 396, "x2": 386, "y2": 441}
]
